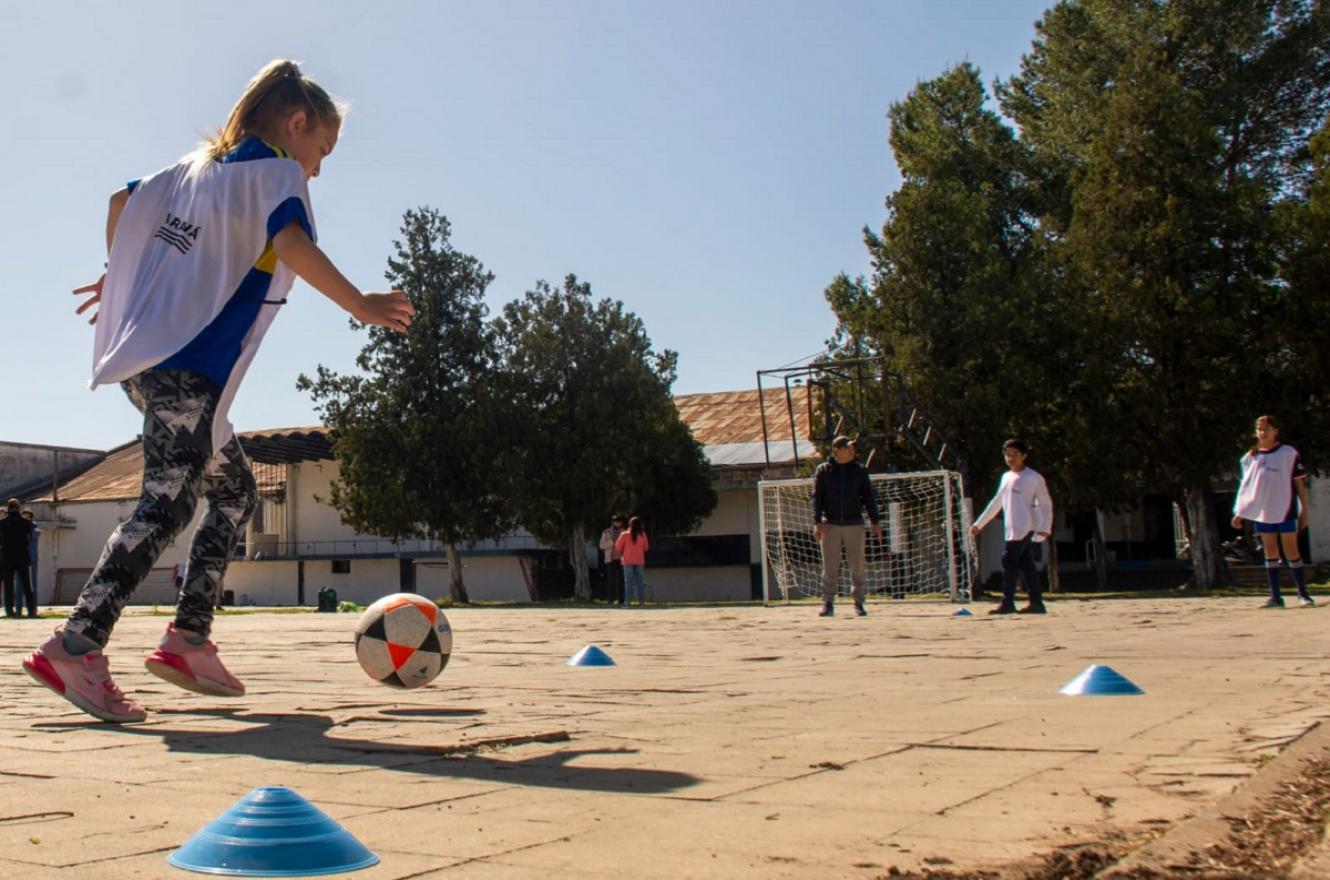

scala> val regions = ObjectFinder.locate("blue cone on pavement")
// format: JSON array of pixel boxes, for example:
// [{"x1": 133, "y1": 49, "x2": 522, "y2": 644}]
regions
[
  {"x1": 952, "y1": 608, "x2": 973, "y2": 617},
  {"x1": 1059, "y1": 664, "x2": 1144, "y2": 696},
  {"x1": 567, "y1": 645, "x2": 616, "y2": 666},
  {"x1": 169, "y1": 786, "x2": 379, "y2": 876}
]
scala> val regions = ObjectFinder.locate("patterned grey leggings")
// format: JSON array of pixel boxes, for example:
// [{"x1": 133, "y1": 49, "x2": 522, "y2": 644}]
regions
[{"x1": 67, "y1": 369, "x2": 256, "y2": 647}]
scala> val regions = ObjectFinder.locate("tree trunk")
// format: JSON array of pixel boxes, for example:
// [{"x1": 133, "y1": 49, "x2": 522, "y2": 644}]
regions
[
  {"x1": 569, "y1": 524, "x2": 592, "y2": 602},
  {"x1": 1181, "y1": 485, "x2": 1226, "y2": 593},
  {"x1": 1045, "y1": 536, "x2": 1061, "y2": 594},
  {"x1": 1092, "y1": 509, "x2": 1109, "y2": 591},
  {"x1": 445, "y1": 543, "x2": 470, "y2": 604}
]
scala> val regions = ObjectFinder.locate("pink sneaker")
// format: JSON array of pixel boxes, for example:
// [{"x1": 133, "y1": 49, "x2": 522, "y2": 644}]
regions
[
  {"x1": 144, "y1": 623, "x2": 245, "y2": 697},
  {"x1": 22, "y1": 628, "x2": 146, "y2": 724}
]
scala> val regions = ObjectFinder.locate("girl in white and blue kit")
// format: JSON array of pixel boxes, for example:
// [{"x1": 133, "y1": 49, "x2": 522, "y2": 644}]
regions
[
  {"x1": 1231, "y1": 415, "x2": 1314, "y2": 609},
  {"x1": 22, "y1": 60, "x2": 415, "y2": 723}
]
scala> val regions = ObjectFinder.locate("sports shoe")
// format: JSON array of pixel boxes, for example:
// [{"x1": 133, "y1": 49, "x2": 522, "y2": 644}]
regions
[
  {"x1": 1260, "y1": 596, "x2": 1285, "y2": 609},
  {"x1": 1298, "y1": 595, "x2": 1316, "y2": 608},
  {"x1": 989, "y1": 603, "x2": 1017, "y2": 615},
  {"x1": 22, "y1": 628, "x2": 146, "y2": 723},
  {"x1": 144, "y1": 623, "x2": 245, "y2": 697},
  {"x1": 854, "y1": 602, "x2": 867, "y2": 617},
  {"x1": 1017, "y1": 604, "x2": 1048, "y2": 615},
  {"x1": 818, "y1": 602, "x2": 834, "y2": 617}
]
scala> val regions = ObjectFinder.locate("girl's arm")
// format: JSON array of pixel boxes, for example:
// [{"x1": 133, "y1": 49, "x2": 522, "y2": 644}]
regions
[
  {"x1": 273, "y1": 222, "x2": 415, "y2": 332},
  {"x1": 73, "y1": 188, "x2": 131, "y2": 325},
  {"x1": 106, "y1": 187, "x2": 128, "y2": 252},
  {"x1": 1231, "y1": 453, "x2": 1254, "y2": 528}
]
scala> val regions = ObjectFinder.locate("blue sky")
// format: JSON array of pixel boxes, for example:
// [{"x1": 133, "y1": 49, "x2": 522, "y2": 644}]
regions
[{"x1": 0, "y1": 1, "x2": 1052, "y2": 450}]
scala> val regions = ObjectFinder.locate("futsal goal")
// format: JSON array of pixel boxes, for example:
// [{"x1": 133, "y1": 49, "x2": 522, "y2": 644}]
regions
[{"x1": 758, "y1": 470, "x2": 974, "y2": 604}]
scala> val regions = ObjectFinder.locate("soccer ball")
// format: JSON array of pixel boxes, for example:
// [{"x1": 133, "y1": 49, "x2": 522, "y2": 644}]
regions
[{"x1": 353, "y1": 593, "x2": 453, "y2": 689}]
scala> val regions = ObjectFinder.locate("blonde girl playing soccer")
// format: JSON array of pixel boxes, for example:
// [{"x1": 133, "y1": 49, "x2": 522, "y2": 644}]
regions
[
  {"x1": 1231, "y1": 415, "x2": 1314, "y2": 609},
  {"x1": 22, "y1": 60, "x2": 415, "y2": 722}
]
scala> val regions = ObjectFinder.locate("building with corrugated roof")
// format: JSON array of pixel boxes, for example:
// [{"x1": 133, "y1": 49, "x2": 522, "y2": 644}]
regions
[{"x1": 18, "y1": 390, "x2": 819, "y2": 608}]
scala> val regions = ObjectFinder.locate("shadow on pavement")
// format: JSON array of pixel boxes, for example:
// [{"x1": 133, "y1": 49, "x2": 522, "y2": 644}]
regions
[{"x1": 37, "y1": 708, "x2": 699, "y2": 795}]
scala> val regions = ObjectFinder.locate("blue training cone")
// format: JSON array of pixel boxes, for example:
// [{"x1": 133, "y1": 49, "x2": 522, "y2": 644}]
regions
[
  {"x1": 567, "y1": 645, "x2": 616, "y2": 667},
  {"x1": 1059, "y1": 664, "x2": 1145, "y2": 696},
  {"x1": 952, "y1": 608, "x2": 973, "y2": 617},
  {"x1": 169, "y1": 786, "x2": 379, "y2": 876}
]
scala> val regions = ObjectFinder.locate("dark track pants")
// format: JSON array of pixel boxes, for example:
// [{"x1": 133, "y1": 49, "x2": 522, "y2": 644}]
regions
[
  {"x1": 1000, "y1": 532, "x2": 1041, "y2": 606},
  {"x1": 66, "y1": 370, "x2": 256, "y2": 647}
]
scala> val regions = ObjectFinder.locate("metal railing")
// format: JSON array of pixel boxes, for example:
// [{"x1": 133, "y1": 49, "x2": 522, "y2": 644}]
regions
[{"x1": 241, "y1": 534, "x2": 550, "y2": 560}]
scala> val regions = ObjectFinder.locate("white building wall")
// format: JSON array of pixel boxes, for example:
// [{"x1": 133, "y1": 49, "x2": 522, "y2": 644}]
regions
[
  {"x1": 39, "y1": 498, "x2": 205, "y2": 605},
  {"x1": 647, "y1": 566, "x2": 751, "y2": 602},
  {"x1": 223, "y1": 561, "x2": 301, "y2": 606},
  {"x1": 300, "y1": 557, "x2": 400, "y2": 606},
  {"x1": 288, "y1": 461, "x2": 368, "y2": 551},
  {"x1": 33, "y1": 457, "x2": 806, "y2": 610},
  {"x1": 414, "y1": 557, "x2": 530, "y2": 603}
]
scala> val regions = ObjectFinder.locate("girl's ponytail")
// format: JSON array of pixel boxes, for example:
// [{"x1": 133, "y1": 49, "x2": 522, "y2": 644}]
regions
[{"x1": 206, "y1": 59, "x2": 343, "y2": 160}]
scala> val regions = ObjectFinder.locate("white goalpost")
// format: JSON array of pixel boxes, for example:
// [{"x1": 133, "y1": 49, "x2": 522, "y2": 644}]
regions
[{"x1": 758, "y1": 470, "x2": 974, "y2": 604}]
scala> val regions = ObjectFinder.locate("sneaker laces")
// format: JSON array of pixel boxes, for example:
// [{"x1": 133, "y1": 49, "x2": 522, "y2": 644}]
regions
[{"x1": 84, "y1": 652, "x2": 129, "y2": 701}]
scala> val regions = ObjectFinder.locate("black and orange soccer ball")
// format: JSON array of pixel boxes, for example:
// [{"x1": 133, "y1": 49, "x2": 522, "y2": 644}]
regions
[{"x1": 353, "y1": 593, "x2": 453, "y2": 689}]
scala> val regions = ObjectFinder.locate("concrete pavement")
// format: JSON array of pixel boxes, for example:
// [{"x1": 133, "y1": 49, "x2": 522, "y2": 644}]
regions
[{"x1": 1, "y1": 596, "x2": 1326, "y2": 879}]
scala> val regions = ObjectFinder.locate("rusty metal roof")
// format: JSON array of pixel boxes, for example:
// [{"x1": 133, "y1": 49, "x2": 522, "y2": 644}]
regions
[
  {"x1": 37, "y1": 392, "x2": 815, "y2": 503},
  {"x1": 31, "y1": 441, "x2": 140, "y2": 504},
  {"x1": 673, "y1": 387, "x2": 813, "y2": 446},
  {"x1": 32, "y1": 428, "x2": 323, "y2": 504},
  {"x1": 240, "y1": 426, "x2": 335, "y2": 464}
]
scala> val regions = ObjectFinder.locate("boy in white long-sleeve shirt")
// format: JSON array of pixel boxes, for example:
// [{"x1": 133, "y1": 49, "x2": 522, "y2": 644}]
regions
[{"x1": 970, "y1": 438, "x2": 1054, "y2": 614}]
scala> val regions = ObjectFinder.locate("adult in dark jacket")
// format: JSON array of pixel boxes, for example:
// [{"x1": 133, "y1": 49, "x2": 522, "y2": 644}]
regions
[
  {"x1": 0, "y1": 498, "x2": 35, "y2": 618},
  {"x1": 811, "y1": 437, "x2": 883, "y2": 617}
]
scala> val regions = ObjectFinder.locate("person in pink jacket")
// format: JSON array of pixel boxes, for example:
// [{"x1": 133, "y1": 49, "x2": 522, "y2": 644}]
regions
[{"x1": 614, "y1": 517, "x2": 650, "y2": 607}]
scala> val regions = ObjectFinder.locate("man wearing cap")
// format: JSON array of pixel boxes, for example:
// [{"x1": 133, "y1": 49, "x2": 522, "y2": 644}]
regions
[{"x1": 811, "y1": 437, "x2": 883, "y2": 617}]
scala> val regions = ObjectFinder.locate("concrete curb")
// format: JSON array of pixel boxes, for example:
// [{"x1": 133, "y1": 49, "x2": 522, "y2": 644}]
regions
[{"x1": 1098, "y1": 720, "x2": 1330, "y2": 878}]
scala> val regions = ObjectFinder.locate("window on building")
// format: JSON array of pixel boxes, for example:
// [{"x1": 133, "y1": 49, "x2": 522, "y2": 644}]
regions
[{"x1": 331, "y1": 559, "x2": 351, "y2": 575}]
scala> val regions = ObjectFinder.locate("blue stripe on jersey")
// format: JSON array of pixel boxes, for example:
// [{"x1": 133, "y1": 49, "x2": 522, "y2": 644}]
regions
[
  {"x1": 268, "y1": 195, "x2": 312, "y2": 240},
  {"x1": 158, "y1": 267, "x2": 274, "y2": 386},
  {"x1": 156, "y1": 136, "x2": 304, "y2": 387}
]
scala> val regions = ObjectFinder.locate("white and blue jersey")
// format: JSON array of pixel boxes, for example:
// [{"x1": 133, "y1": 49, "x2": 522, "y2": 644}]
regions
[
  {"x1": 92, "y1": 137, "x2": 315, "y2": 456},
  {"x1": 1234, "y1": 444, "x2": 1306, "y2": 524},
  {"x1": 129, "y1": 138, "x2": 310, "y2": 389}
]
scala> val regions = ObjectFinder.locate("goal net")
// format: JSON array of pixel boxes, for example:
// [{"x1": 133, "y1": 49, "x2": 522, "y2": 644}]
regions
[{"x1": 759, "y1": 470, "x2": 974, "y2": 603}]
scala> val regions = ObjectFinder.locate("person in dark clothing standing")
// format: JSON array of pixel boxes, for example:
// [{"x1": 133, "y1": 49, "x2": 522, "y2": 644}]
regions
[
  {"x1": 0, "y1": 499, "x2": 35, "y2": 618},
  {"x1": 811, "y1": 437, "x2": 883, "y2": 617},
  {"x1": 22, "y1": 510, "x2": 41, "y2": 617},
  {"x1": 598, "y1": 515, "x2": 625, "y2": 605}
]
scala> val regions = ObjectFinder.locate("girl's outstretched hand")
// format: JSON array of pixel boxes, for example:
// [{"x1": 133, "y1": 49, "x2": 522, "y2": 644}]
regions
[
  {"x1": 74, "y1": 275, "x2": 105, "y2": 324},
  {"x1": 358, "y1": 290, "x2": 415, "y2": 333}
]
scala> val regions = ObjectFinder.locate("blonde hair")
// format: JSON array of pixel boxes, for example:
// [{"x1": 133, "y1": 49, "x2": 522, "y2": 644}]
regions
[{"x1": 205, "y1": 59, "x2": 344, "y2": 160}]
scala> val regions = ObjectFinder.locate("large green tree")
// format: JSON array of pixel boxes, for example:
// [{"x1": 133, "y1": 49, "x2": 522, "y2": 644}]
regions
[
  {"x1": 298, "y1": 207, "x2": 514, "y2": 603},
  {"x1": 825, "y1": 63, "x2": 1058, "y2": 498},
  {"x1": 999, "y1": 0, "x2": 1330, "y2": 590},
  {"x1": 494, "y1": 275, "x2": 716, "y2": 600},
  {"x1": 1278, "y1": 115, "x2": 1330, "y2": 444},
  {"x1": 831, "y1": 1, "x2": 1330, "y2": 593}
]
